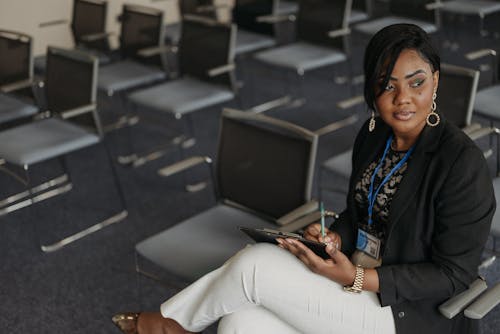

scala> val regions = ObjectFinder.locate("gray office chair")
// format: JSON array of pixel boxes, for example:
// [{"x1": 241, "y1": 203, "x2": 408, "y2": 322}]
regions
[
  {"x1": 0, "y1": 30, "x2": 38, "y2": 129},
  {"x1": 232, "y1": 0, "x2": 279, "y2": 55},
  {"x1": 276, "y1": 0, "x2": 372, "y2": 24},
  {"x1": 353, "y1": 0, "x2": 440, "y2": 37},
  {"x1": 0, "y1": 47, "x2": 127, "y2": 252},
  {"x1": 164, "y1": 0, "x2": 216, "y2": 46},
  {"x1": 96, "y1": 4, "x2": 169, "y2": 131},
  {"x1": 71, "y1": 0, "x2": 112, "y2": 52},
  {"x1": 253, "y1": 0, "x2": 353, "y2": 111},
  {"x1": 34, "y1": 0, "x2": 112, "y2": 75},
  {"x1": 121, "y1": 15, "x2": 237, "y2": 171},
  {"x1": 439, "y1": 0, "x2": 500, "y2": 51},
  {"x1": 134, "y1": 108, "x2": 319, "y2": 283}
]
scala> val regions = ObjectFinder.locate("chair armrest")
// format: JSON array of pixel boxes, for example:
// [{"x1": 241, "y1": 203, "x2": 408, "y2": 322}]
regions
[
  {"x1": 80, "y1": 31, "x2": 113, "y2": 42},
  {"x1": 196, "y1": 4, "x2": 231, "y2": 13},
  {"x1": 207, "y1": 63, "x2": 235, "y2": 77},
  {"x1": 60, "y1": 103, "x2": 97, "y2": 119},
  {"x1": 465, "y1": 49, "x2": 497, "y2": 61},
  {"x1": 315, "y1": 115, "x2": 358, "y2": 136},
  {"x1": 137, "y1": 45, "x2": 177, "y2": 58},
  {"x1": 276, "y1": 200, "x2": 319, "y2": 226},
  {"x1": 462, "y1": 123, "x2": 483, "y2": 135},
  {"x1": 439, "y1": 278, "x2": 488, "y2": 319},
  {"x1": 278, "y1": 208, "x2": 339, "y2": 233},
  {"x1": 466, "y1": 125, "x2": 496, "y2": 141},
  {"x1": 327, "y1": 27, "x2": 351, "y2": 39},
  {"x1": 336, "y1": 94, "x2": 365, "y2": 110},
  {"x1": 464, "y1": 282, "x2": 500, "y2": 319},
  {"x1": 256, "y1": 14, "x2": 296, "y2": 23},
  {"x1": 0, "y1": 79, "x2": 34, "y2": 93},
  {"x1": 425, "y1": 1, "x2": 444, "y2": 10},
  {"x1": 157, "y1": 156, "x2": 212, "y2": 177}
]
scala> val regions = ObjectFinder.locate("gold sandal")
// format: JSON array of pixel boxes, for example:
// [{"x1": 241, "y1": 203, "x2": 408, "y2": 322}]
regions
[{"x1": 111, "y1": 312, "x2": 140, "y2": 334}]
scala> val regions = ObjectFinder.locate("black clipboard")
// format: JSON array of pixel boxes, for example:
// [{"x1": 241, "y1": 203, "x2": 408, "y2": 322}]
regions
[{"x1": 239, "y1": 226, "x2": 330, "y2": 259}]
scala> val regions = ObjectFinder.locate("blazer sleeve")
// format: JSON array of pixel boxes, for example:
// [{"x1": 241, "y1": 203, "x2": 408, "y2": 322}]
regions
[{"x1": 376, "y1": 145, "x2": 495, "y2": 306}]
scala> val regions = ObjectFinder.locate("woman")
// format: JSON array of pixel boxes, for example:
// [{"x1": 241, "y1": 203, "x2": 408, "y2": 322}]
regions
[{"x1": 112, "y1": 24, "x2": 495, "y2": 334}]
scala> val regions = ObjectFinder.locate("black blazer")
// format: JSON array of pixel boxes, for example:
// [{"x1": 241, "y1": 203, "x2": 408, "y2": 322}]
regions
[{"x1": 331, "y1": 116, "x2": 495, "y2": 334}]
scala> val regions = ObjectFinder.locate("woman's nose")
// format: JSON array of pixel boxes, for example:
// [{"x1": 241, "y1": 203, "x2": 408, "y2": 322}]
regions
[{"x1": 393, "y1": 86, "x2": 411, "y2": 105}]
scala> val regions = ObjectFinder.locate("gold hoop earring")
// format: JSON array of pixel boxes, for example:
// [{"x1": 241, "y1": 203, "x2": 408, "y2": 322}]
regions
[
  {"x1": 426, "y1": 92, "x2": 440, "y2": 127},
  {"x1": 369, "y1": 111, "x2": 376, "y2": 132}
]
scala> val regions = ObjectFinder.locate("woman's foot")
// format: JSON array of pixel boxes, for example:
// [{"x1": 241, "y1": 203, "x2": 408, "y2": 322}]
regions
[
  {"x1": 112, "y1": 311, "x2": 196, "y2": 334},
  {"x1": 112, "y1": 312, "x2": 140, "y2": 334}
]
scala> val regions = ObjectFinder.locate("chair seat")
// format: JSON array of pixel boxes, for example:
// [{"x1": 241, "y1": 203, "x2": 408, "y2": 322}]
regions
[
  {"x1": 474, "y1": 85, "x2": 500, "y2": 120},
  {"x1": 322, "y1": 149, "x2": 352, "y2": 178},
  {"x1": 128, "y1": 77, "x2": 234, "y2": 116},
  {"x1": 255, "y1": 42, "x2": 347, "y2": 74},
  {"x1": 0, "y1": 93, "x2": 38, "y2": 124},
  {"x1": 349, "y1": 9, "x2": 369, "y2": 24},
  {"x1": 0, "y1": 118, "x2": 99, "y2": 165},
  {"x1": 440, "y1": 1, "x2": 500, "y2": 16},
  {"x1": 136, "y1": 204, "x2": 277, "y2": 281},
  {"x1": 354, "y1": 16, "x2": 438, "y2": 36},
  {"x1": 235, "y1": 29, "x2": 276, "y2": 55},
  {"x1": 98, "y1": 60, "x2": 166, "y2": 96}
]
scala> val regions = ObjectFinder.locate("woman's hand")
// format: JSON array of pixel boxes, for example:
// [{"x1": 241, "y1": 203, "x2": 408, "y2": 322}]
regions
[
  {"x1": 276, "y1": 237, "x2": 356, "y2": 286},
  {"x1": 303, "y1": 223, "x2": 342, "y2": 250}
]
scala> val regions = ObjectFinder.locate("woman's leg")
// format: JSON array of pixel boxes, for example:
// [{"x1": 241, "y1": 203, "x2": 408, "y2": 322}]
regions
[
  {"x1": 161, "y1": 243, "x2": 395, "y2": 334},
  {"x1": 217, "y1": 305, "x2": 301, "y2": 334}
]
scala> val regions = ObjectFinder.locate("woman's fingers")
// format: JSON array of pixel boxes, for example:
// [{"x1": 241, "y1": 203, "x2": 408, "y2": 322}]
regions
[{"x1": 304, "y1": 223, "x2": 330, "y2": 242}]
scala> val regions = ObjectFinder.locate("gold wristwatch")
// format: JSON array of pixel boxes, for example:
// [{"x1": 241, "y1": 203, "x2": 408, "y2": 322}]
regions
[{"x1": 343, "y1": 266, "x2": 364, "y2": 293}]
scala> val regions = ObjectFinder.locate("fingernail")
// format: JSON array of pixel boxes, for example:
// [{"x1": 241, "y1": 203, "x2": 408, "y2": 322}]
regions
[
  {"x1": 324, "y1": 237, "x2": 332, "y2": 243},
  {"x1": 276, "y1": 239, "x2": 283, "y2": 244},
  {"x1": 286, "y1": 238, "x2": 294, "y2": 244}
]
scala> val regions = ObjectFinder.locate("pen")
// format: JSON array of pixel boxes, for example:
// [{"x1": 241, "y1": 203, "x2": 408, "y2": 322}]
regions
[{"x1": 320, "y1": 201, "x2": 325, "y2": 238}]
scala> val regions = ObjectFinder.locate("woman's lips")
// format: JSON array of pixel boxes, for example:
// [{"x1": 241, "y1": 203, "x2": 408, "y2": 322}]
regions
[{"x1": 393, "y1": 111, "x2": 415, "y2": 121}]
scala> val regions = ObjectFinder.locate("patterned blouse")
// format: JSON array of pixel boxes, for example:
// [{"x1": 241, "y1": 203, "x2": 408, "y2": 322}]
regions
[{"x1": 353, "y1": 146, "x2": 410, "y2": 257}]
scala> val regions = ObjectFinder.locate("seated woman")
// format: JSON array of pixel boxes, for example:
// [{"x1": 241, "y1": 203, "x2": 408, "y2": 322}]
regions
[{"x1": 112, "y1": 23, "x2": 495, "y2": 334}]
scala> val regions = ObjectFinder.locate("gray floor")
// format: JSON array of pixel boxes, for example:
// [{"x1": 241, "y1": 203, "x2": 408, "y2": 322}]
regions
[{"x1": 1, "y1": 16, "x2": 500, "y2": 334}]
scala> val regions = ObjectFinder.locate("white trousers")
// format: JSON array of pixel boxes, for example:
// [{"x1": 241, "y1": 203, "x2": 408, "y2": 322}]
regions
[{"x1": 161, "y1": 243, "x2": 396, "y2": 334}]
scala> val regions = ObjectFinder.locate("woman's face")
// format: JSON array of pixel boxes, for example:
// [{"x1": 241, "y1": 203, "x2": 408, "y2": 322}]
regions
[{"x1": 374, "y1": 48, "x2": 439, "y2": 140}]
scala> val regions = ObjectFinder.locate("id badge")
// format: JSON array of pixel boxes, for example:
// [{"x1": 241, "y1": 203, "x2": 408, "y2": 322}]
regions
[{"x1": 356, "y1": 228, "x2": 381, "y2": 259}]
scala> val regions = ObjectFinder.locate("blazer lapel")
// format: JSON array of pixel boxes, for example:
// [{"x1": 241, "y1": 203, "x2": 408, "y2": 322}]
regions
[{"x1": 387, "y1": 118, "x2": 445, "y2": 236}]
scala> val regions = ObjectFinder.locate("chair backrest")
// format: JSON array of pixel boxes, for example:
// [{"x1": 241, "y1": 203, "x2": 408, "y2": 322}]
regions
[
  {"x1": 119, "y1": 4, "x2": 164, "y2": 60},
  {"x1": 0, "y1": 30, "x2": 33, "y2": 88},
  {"x1": 296, "y1": 0, "x2": 352, "y2": 51},
  {"x1": 437, "y1": 63, "x2": 479, "y2": 129},
  {"x1": 45, "y1": 47, "x2": 102, "y2": 135},
  {"x1": 353, "y1": 0, "x2": 371, "y2": 14},
  {"x1": 179, "y1": 16, "x2": 236, "y2": 88},
  {"x1": 389, "y1": 0, "x2": 435, "y2": 23},
  {"x1": 216, "y1": 108, "x2": 317, "y2": 220},
  {"x1": 180, "y1": 0, "x2": 216, "y2": 18},
  {"x1": 232, "y1": 0, "x2": 277, "y2": 36},
  {"x1": 71, "y1": 0, "x2": 109, "y2": 51}
]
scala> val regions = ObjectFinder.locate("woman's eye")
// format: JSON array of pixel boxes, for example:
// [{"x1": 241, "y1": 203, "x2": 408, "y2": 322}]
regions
[
  {"x1": 411, "y1": 78, "x2": 425, "y2": 88},
  {"x1": 384, "y1": 84, "x2": 395, "y2": 91}
]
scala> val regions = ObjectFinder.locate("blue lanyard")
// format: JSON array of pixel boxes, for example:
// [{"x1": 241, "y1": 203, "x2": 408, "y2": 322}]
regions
[{"x1": 367, "y1": 134, "x2": 415, "y2": 226}]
